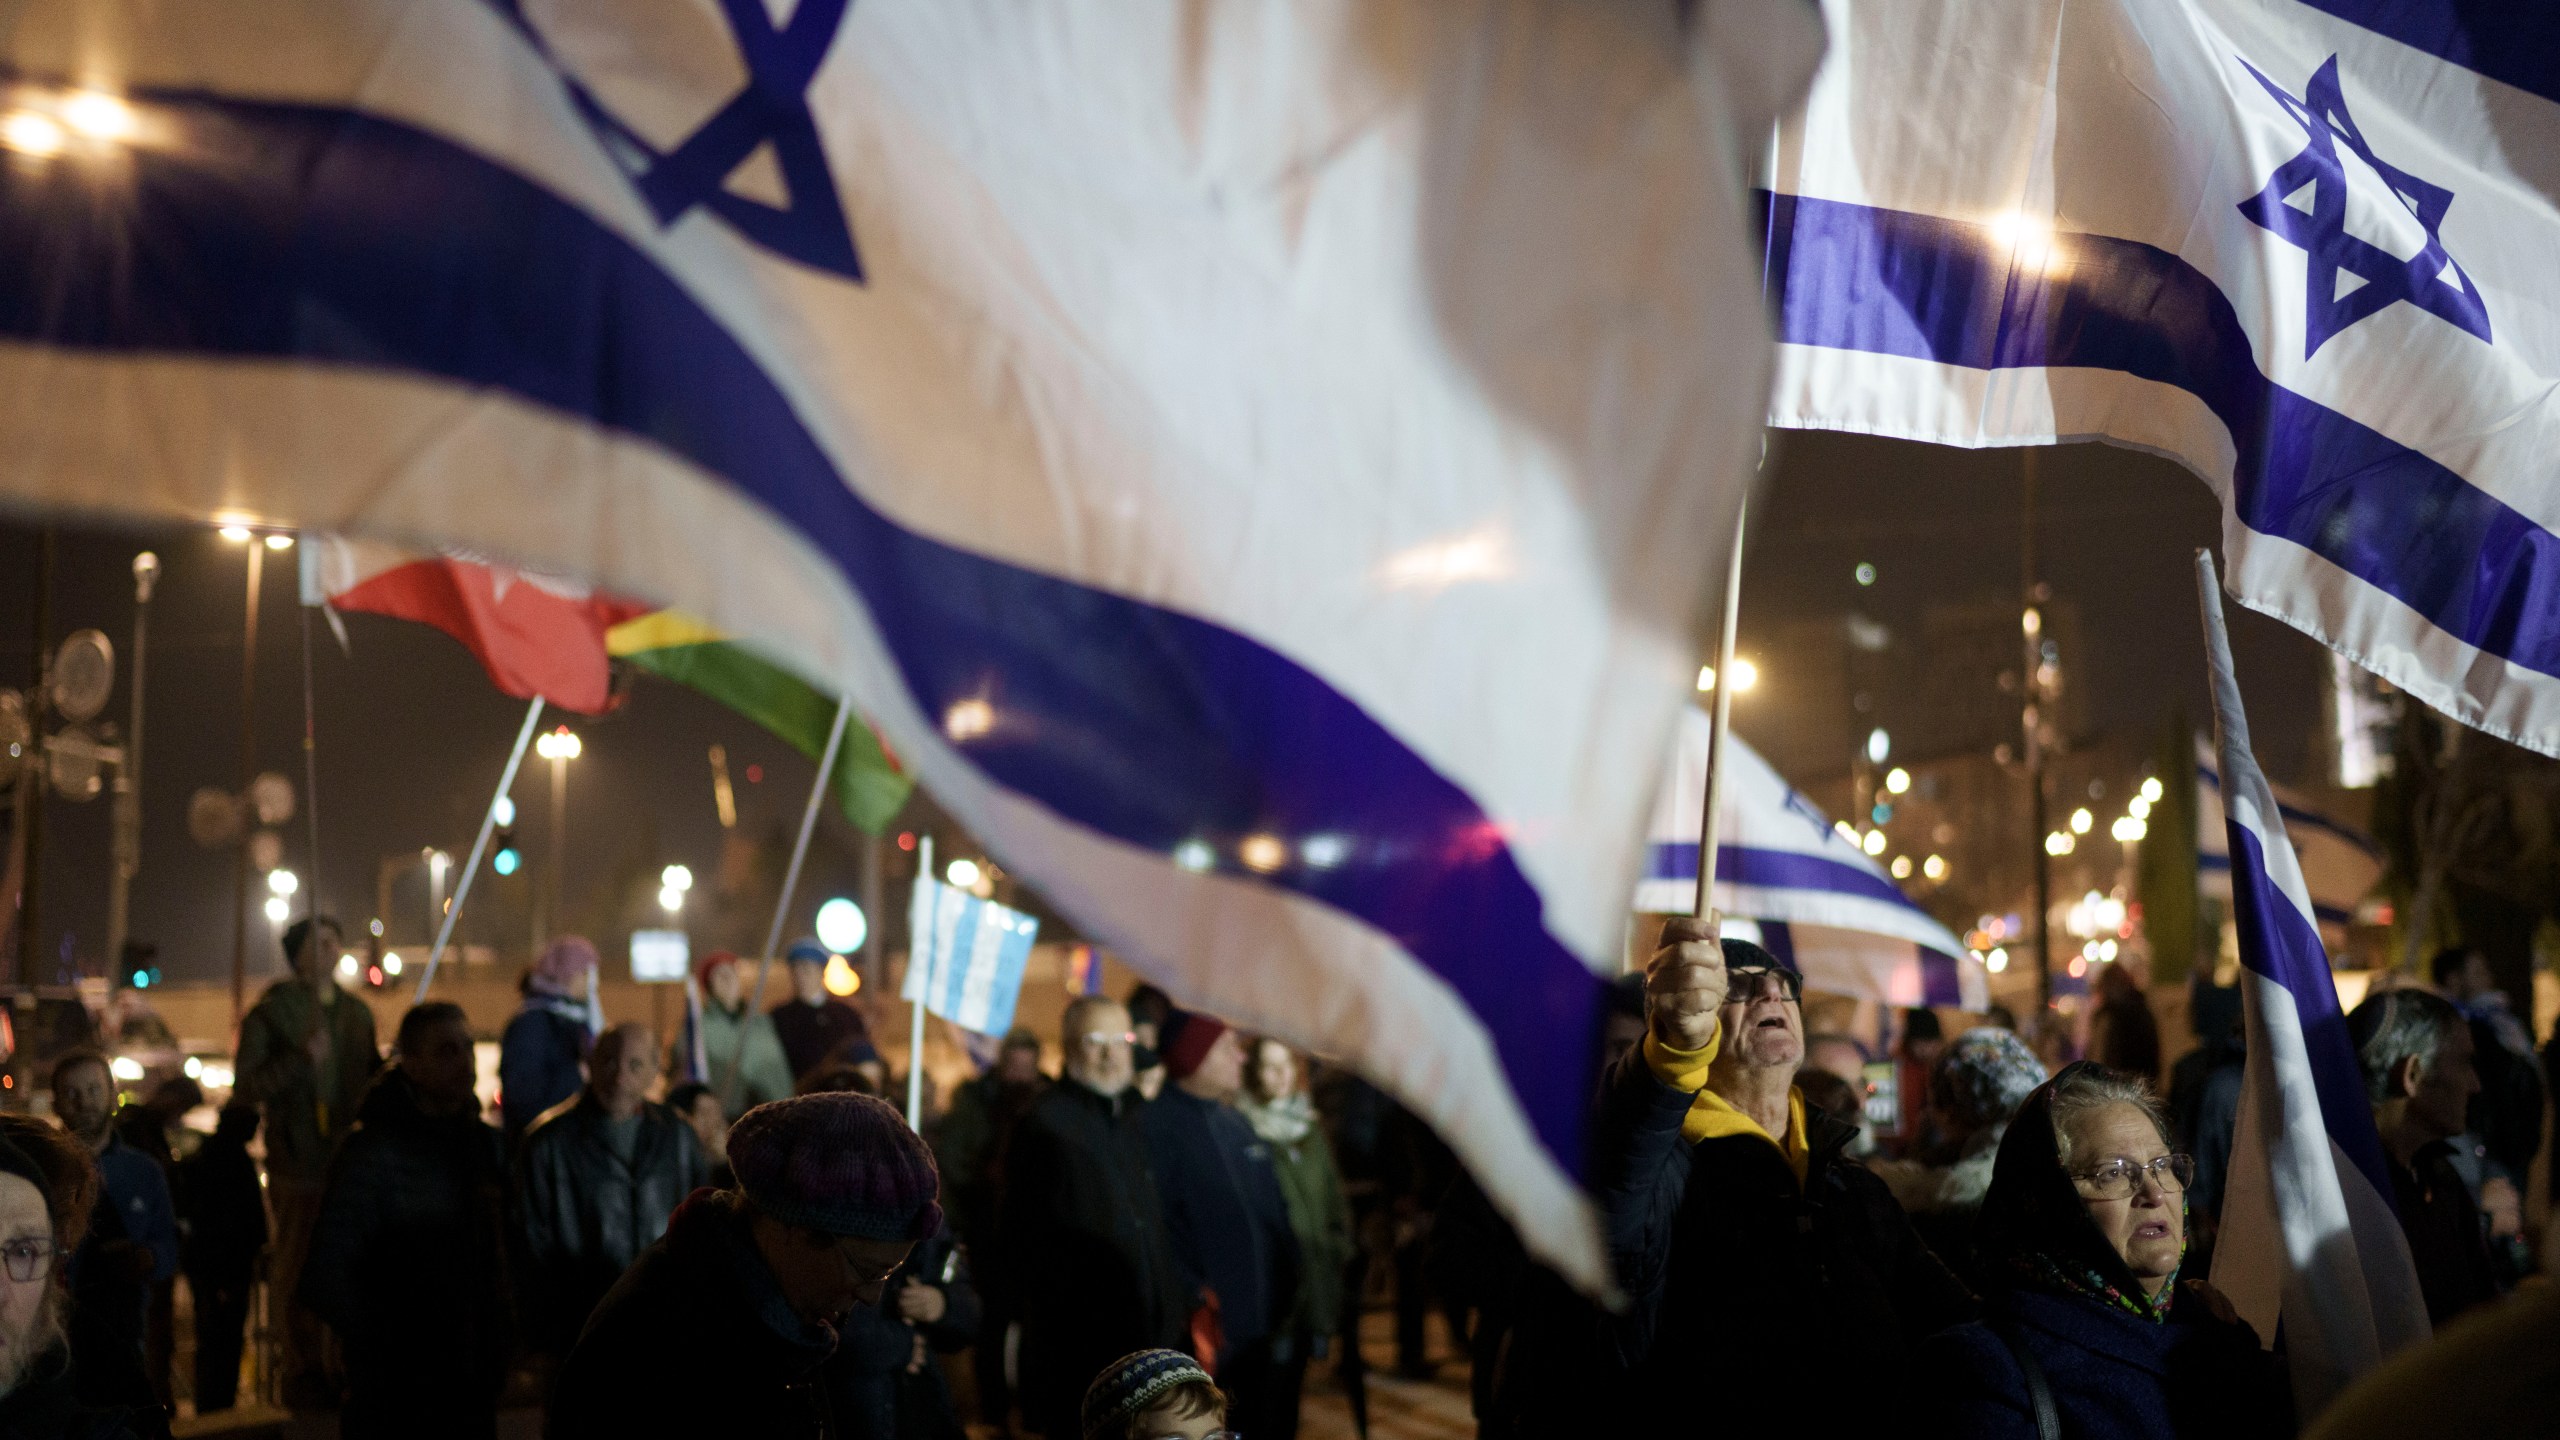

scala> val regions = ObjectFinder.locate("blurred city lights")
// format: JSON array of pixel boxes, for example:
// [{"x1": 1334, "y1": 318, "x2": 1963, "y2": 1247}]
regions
[
  {"x1": 493, "y1": 796, "x2": 516, "y2": 826},
  {"x1": 0, "y1": 110, "x2": 64, "y2": 157},
  {"x1": 946, "y1": 858, "x2": 984, "y2": 889},
  {"x1": 2112, "y1": 815, "x2": 2148, "y2": 843},
  {"x1": 1986, "y1": 947, "x2": 2009, "y2": 974},
  {"x1": 383, "y1": 952, "x2": 403, "y2": 976},
  {"x1": 1237, "y1": 834, "x2": 1289, "y2": 873},
  {"x1": 823, "y1": 954, "x2": 861, "y2": 997},
  {"x1": 2140, "y1": 776, "x2": 2165, "y2": 803},
  {"x1": 2045, "y1": 831, "x2": 2075, "y2": 856},
  {"x1": 1890, "y1": 856, "x2": 1913, "y2": 879},
  {"x1": 267, "y1": 868, "x2": 298, "y2": 896},
  {"x1": 2069, "y1": 807, "x2": 2093, "y2": 834},
  {"x1": 1922, "y1": 854, "x2": 1947, "y2": 881},
  {"x1": 2127, "y1": 794, "x2": 2151, "y2": 821},
  {"x1": 1300, "y1": 834, "x2": 1351, "y2": 869},
  {"x1": 1866, "y1": 728, "x2": 1891, "y2": 764},
  {"x1": 335, "y1": 952, "x2": 358, "y2": 978},
  {"x1": 218, "y1": 525, "x2": 253, "y2": 543},
  {"x1": 1171, "y1": 839, "x2": 1215, "y2": 873},
  {"x1": 661, "y1": 864, "x2": 694, "y2": 893},
  {"x1": 1862, "y1": 829, "x2": 1888, "y2": 857},
  {"x1": 815, "y1": 898, "x2": 868, "y2": 954},
  {"x1": 264, "y1": 533, "x2": 295, "y2": 551},
  {"x1": 1884, "y1": 767, "x2": 1910, "y2": 795},
  {"x1": 1854, "y1": 562, "x2": 1877, "y2": 587},
  {"x1": 535, "y1": 726, "x2": 582, "y2": 761},
  {"x1": 265, "y1": 895, "x2": 291, "y2": 924},
  {"x1": 943, "y1": 698, "x2": 995, "y2": 742},
  {"x1": 61, "y1": 91, "x2": 136, "y2": 141}
]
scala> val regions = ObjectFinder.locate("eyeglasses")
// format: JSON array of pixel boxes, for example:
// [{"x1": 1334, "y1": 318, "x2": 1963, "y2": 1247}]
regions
[
  {"x1": 1723, "y1": 966, "x2": 1803, "y2": 1004},
  {"x1": 1140, "y1": 1433, "x2": 1241, "y2": 1440},
  {"x1": 2071, "y1": 1153, "x2": 2196, "y2": 1200},
  {"x1": 0, "y1": 1239, "x2": 61, "y2": 1284},
  {"x1": 1075, "y1": 1031, "x2": 1135, "y2": 1050}
]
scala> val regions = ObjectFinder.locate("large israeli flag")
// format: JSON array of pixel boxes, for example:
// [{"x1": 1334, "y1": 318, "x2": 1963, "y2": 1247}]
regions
[
  {"x1": 1766, "y1": 1, "x2": 2560, "y2": 760},
  {"x1": 0, "y1": 1, "x2": 1821, "y2": 1288},
  {"x1": 2197, "y1": 552, "x2": 2428, "y2": 1414},
  {"x1": 1636, "y1": 710, "x2": 1986, "y2": 1010}
]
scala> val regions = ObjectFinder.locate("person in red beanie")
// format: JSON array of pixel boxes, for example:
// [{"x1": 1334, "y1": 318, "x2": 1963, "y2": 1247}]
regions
[
  {"x1": 1143, "y1": 1011, "x2": 1301, "y2": 1440},
  {"x1": 674, "y1": 950, "x2": 795, "y2": 1119},
  {"x1": 547, "y1": 1091, "x2": 942, "y2": 1437}
]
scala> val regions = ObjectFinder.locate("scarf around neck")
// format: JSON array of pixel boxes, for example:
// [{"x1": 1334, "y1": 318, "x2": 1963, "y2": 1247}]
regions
[{"x1": 1236, "y1": 1091, "x2": 1316, "y2": 1146}]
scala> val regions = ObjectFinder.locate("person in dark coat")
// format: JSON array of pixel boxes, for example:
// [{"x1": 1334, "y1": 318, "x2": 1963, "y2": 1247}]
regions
[
  {"x1": 998, "y1": 997, "x2": 1187, "y2": 1439},
  {"x1": 2089, "y1": 965, "x2": 2162, "y2": 1085},
  {"x1": 928, "y1": 1027, "x2": 1044, "y2": 1428},
  {"x1": 1516, "y1": 921, "x2": 1973, "y2": 1434},
  {"x1": 547, "y1": 1092, "x2": 942, "y2": 1438},
  {"x1": 664, "y1": 1081, "x2": 736, "y2": 1191},
  {"x1": 49, "y1": 1053, "x2": 176, "y2": 1418},
  {"x1": 0, "y1": 1118, "x2": 145, "y2": 1440},
  {"x1": 109, "y1": 1077, "x2": 196, "y2": 1415},
  {"x1": 174, "y1": 1107, "x2": 265, "y2": 1414},
  {"x1": 513, "y1": 1023, "x2": 707, "y2": 1361},
  {"x1": 1921, "y1": 1062, "x2": 2290, "y2": 1440},
  {"x1": 2166, "y1": 981, "x2": 2244, "y2": 1231},
  {"x1": 500, "y1": 938, "x2": 600, "y2": 1143},
  {"x1": 1143, "y1": 1014, "x2": 1299, "y2": 1440},
  {"x1": 302, "y1": 1004, "x2": 513, "y2": 1440},
  {"x1": 2347, "y1": 988, "x2": 2502, "y2": 1324},
  {"x1": 769, "y1": 938, "x2": 873, "y2": 1083},
  {"x1": 821, "y1": 1218, "x2": 979, "y2": 1440}
]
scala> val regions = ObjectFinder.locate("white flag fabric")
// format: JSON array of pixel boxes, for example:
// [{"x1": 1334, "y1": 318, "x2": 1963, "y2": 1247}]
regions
[
  {"x1": 1766, "y1": 0, "x2": 2560, "y2": 759},
  {"x1": 2197, "y1": 737, "x2": 2383, "y2": 937},
  {"x1": 0, "y1": 1, "x2": 1821, "y2": 1289},
  {"x1": 2196, "y1": 552, "x2": 2428, "y2": 1414},
  {"x1": 903, "y1": 877, "x2": 1039, "y2": 1039},
  {"x1": 1636, "y1": 710, "x2": 1986, "y2": 1010}
]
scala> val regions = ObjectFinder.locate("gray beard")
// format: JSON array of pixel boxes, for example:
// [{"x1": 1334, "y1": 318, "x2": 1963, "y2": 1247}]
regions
[{"x1": 0, "y1": 1288, "x2": 65, "y2": 1399}]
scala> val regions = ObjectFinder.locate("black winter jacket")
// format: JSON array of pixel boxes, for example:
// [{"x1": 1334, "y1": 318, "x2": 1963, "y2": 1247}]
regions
[
  {"x1": 300, "y1": 1067, "x2": 512, "y2": 1430},
  {"x1": 996, "y1": 1081, "x2": 1188, "y2": 1436},
  {"x1": 513, "y1": 1092, "x2": 709, "y2": 1354},
  {"x1": 1142, "y1": 1087, "x2": 1300, "y2": 1352},
  {"x1": 0, "y1": 1347, "x2": 140, "y2": 1440},
  {"x1": 548, "y1": 1189, "x2": 840, "y2": 1439},
  {"x1": 822, "y1": 1221, "x2": 979, "y2": 1440},
  {"x1": 1532, "y1": 1045, "x2": 1973, "y2": 1432}
]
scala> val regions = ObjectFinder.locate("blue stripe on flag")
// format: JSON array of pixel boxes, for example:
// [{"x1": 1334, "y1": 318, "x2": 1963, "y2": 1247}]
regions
[
  {"x1": 1918, "y1": 947, "x2": 1963, "y2": 1008},
  {"x1": 2198, "y1": 763, "x2": 2383, "y2": 859},
  {"x1": 1763, "y1": 190, "x2": 2560, "y2": 683},
  {"x1": 2295, "y1": 2, "x2": 2560, "y2": 111},
  {"x1": 2224, "y1": 821, "x2": 2398, "y2": 1206},
  {"x1": 0, "y1": 88, "x2": 1605, "y2": 1170},
  {"x1": 1649, "y1": 841, "x2": 1919, "y2": 911},
  {"x1": 2197, "y1": 855, "x2": 2358, "y2": 926}
]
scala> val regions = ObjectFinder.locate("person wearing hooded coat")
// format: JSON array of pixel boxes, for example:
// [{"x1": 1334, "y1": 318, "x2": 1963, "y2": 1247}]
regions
[
  {"x1": 1871, "y1": 1026, "x2": 2048, "y2": 1292},
  {"x1": 1920, "y1": 1062, "x2": 2290, "y2": 1440}
]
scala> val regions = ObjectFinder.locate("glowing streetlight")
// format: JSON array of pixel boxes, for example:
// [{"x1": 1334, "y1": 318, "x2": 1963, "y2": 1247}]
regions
[
  {"x1": 2140, "y1": 776, "x2": 2164, "y2": 803},
  {"x1": 661, "y1": 864, "x2": 693, "y2": 893},
  {"x1": 264, "y1": 895, "x2": 290, "y2": 925},
  {"x1": 535, "y1": 727, "x2": 582, "y2": 762},
  {"x1": 61, "y1": 91, "x2": 136, "y2": 141},
  {"x1": 1922, "y1": 854, "x2": 1948, "y2": 881},
  {"x1": 1884, "y1": 767, "x2": 1911, "y2": 795},
  {"x1": 946, "y1": 858, "x2": 983, "y2": 889},
  {"x1": 266, "y1": 868, "x2": 298, "y2": 897},
  {"x1": 0, "y1": 110, "x2": 65, "y2": 157},
  {"x1": 2069, "y1": 807, "x2": 2094, "y2": 835},
  {"x1": 815, "y1": 898, "x2": 868, "y2": 955},
  {"x1": 263, "y1": 533, "x2": 294, "y2": 551},
  {"x1": 535, "y1": 727, "x2": 580, "y2": 939},
  {"x1": 217, "y1": 525, "x2": 252, "y2": 543}
]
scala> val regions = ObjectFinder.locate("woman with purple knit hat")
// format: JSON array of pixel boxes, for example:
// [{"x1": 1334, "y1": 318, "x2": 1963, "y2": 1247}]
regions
[
  {"x1": 547, "y1": 1091, "x2": 944, "y2": 1436},
  {"x1": 500, "y1": 936, "x2": 602, "y2": 1143}
]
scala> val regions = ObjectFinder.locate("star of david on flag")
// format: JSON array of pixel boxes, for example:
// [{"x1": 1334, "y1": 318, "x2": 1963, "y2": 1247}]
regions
[
  {"x1": 1764, "y1": 0, "x2": 2560, "y2": 774},
  {"x1": 492, "y1": 0, "x2": 864, "y2": 281},
  {"x1": 2236, "y1": 55, "x2": 2490, "y2": 359}
]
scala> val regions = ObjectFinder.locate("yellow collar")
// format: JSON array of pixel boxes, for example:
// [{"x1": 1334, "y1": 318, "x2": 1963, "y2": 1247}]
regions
[{"x1": 1686, "y1": 1086, "x2": 1809, "y2": 1184}]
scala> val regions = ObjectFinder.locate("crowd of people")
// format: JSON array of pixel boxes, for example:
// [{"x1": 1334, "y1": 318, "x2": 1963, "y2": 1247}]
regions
[{"x1": 0, "y1": 905, "x2": 2548, "y2": 1438}]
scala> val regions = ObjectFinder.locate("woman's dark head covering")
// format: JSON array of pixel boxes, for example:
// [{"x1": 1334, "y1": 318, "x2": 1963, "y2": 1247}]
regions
[{"x1": 1974, "y1": 1061, "x2": 2165, "y2": 1307}]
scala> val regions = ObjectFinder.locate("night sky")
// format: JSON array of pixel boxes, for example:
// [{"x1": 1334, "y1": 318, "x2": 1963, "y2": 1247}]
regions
[{"x1": 0, "y1": 432, "x2": 2330, "y2": 986}]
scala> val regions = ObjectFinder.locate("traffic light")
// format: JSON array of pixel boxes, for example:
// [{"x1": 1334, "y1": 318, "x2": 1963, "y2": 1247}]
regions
[{"x1": 493, "y1": 825, "x2": 520, "y2": 876}]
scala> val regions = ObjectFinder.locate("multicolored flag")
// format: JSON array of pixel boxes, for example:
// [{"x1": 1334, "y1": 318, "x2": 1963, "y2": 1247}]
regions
[
  {"x1": 2198, "y1": 552, "x2": 2428, "y2": 1413},
  {"x1": 606, "y1": 611, "x2": 911, "y2": 835},
  {"x1": 0, "y1": 0, "x2": 1819, "y2": 1289},
  {"x1": 1764, "y1": 0, "x2": 2560, "y2": 760}
]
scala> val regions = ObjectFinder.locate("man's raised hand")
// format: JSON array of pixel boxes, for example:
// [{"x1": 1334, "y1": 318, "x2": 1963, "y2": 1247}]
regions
[{"x1": 1645, "y1": 913, "x2": 1727, "y2": 1053}]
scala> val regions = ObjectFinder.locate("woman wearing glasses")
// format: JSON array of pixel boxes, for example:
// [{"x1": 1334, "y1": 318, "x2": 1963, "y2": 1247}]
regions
[{"x1": 1926, "y1": 1062, "x2": 2290, "y2": 1440}]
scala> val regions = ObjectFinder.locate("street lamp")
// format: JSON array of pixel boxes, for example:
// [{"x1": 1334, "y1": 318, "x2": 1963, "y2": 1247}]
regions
[
  {"x1": 534, "y1": 727, "x2": 580, "y2": 939},
  {"x1": 658, "y1": 863, "x2": 692, "y2": 917}
]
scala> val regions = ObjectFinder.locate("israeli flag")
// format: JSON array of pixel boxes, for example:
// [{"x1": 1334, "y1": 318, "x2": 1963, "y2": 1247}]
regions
[
  {"x1": 2197, "y1": 737, "x2": 2383, "y2": 935},
  {"x1": 1766, "y1": 0, "x2": 2560, "y2": 760},
  {"x1": 1636, "y1": 710, "x2": 1986, "y2": 1011},
  {"x1": 0, "y1": 1, "x2": 1822, "y2": 1290},
  {"x1": 903, "y1": 878, "x2": 1039, "y2": 1039},
  {"x1": 2196, "y1": 552, "x2": 2428, "y2": 1413}
]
